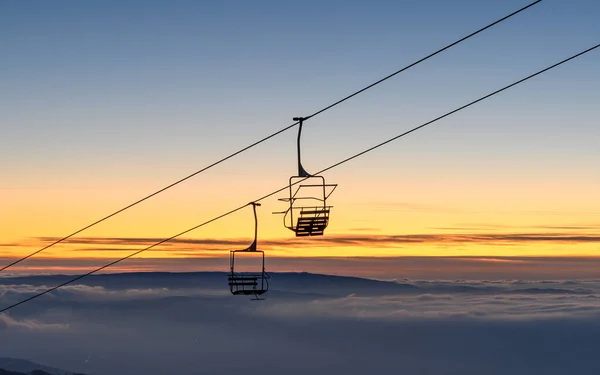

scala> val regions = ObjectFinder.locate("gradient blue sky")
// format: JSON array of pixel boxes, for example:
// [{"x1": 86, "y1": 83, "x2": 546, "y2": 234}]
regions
[
  {"x1": 3, "y1": 0, "x2": 598, "y2": 173},
  {"x1": 1, "y1": 1, "x2": 599, "y2": 269}
]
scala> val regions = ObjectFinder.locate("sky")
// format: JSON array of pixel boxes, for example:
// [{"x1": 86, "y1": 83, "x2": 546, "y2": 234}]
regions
[
  {"x1": 1, "y1": 0, "x2": 599, "y2": 278},
  {"x1": 3, "y1": 272, "x2": 600, "y2": 374}
]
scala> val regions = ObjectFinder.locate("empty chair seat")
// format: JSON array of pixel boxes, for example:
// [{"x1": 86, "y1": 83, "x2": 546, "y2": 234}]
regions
[
  {"x1": 228, "y1": 276, "x2": 258, "y2": 286},
  {"x1": 228, "y1": 274, "x2": 264, "y2": 295},
  {"x1": 294, "y1": 208, "x2": 330, "y2": 236}
]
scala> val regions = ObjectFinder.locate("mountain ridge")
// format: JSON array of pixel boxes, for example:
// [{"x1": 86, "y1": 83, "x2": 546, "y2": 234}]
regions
[
  {"x1": 0, "y1": 357, "x2": 89, "y2": 375},
  {"x1": 0, "y1": 271, "x2": 419, "y2": 297}
]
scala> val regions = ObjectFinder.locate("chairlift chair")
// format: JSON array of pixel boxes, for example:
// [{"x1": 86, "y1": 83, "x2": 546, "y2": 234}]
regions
[
  {"x1": 274, "y1": 117, "x2": 337, "y2": 237},
  {"x1": 228, "y1": 202, "x2": 270, "y2": 300}
]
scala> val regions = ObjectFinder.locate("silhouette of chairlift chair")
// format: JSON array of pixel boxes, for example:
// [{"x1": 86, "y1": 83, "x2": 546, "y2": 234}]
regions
[
  {"x1": 274, "y1": 117, "x2": 337, "y2": 237},
  {"x1": 228, "y1": 202, "x2": 270, "y2": 300}
]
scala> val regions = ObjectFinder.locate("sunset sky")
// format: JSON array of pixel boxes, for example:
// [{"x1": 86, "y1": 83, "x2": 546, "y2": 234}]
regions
[{"x1": 1, "y1": 0, "x2": 599, "y2": 278}]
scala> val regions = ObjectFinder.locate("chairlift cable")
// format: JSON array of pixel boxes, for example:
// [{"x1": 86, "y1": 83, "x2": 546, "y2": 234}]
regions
[
  {"x1": 2, "y1": 41, "x2": 597, "y2": 314},
  {"x1": 303, "y1": 0, "x2": 543, "y2": 121},
  {"x1": 0, "y1": 0, "x2": 542, "y2": 273}
]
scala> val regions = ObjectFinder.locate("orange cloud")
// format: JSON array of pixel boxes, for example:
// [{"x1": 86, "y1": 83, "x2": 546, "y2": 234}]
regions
[{"x1": 33, "y1": 231, "x2": 600, "y2": 250}]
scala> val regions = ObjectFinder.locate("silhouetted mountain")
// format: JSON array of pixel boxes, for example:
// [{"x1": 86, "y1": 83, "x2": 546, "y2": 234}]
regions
[
  {"x1": 0, "y1": 369, "x2": 25, "y2": 375},
  {"x1": 0, "y1": 271, "x2": 419, "y2": 297},
  {"x1": 0, "y1": 358, "x2": 87, "y2": 375},
  {"x1": 4, "y1": 272, "x2": 587, "y2": 299},
  {"x1": 0, "y1": 370, "x2": 84, "y2": 375}
]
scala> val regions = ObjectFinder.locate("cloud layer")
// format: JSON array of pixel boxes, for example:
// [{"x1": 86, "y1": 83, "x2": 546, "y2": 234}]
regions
[
  {"x1": 0, "y1": 313, "x2": 68, "y2": 331},
  {"x1": 2, "y1": 272, "x2": 600, "y2": 374}
]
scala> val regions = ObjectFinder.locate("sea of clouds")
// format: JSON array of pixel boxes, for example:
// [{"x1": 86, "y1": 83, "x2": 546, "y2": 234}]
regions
[{"x1": 2, "y1": 272, "x2": 600, "y2": 375}]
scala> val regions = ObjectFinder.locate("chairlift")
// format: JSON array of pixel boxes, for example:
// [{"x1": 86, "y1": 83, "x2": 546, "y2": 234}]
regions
[
  {"x1": 274, "y1": 117, "x2": 337, "y2": 237},
  {"x1": 228, "y1": 202, "x2": 270, "y2": 300}
]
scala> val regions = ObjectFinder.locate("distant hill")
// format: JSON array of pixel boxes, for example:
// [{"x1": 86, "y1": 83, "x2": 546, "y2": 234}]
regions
[
  {"x1": 0, "y1": 358, "x2": 88, "y2": 375},
  {"x1": 0, "y1": 271, "x2": 420, "y2": 297},
  {"x1": 0, "y1": 370, "x2": 54, "y2": 375}
]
